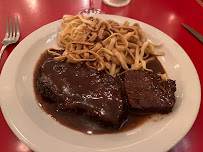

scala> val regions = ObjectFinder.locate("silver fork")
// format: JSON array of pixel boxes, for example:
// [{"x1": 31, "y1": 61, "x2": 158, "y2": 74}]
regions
[{"x1": 0, "y1": 16, "x2": 20, "y2": 60}]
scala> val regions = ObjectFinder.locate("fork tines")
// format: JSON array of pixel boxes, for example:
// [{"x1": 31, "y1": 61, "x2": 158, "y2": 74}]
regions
[
  {"x1": 6, "y1": 16, "x2": 20, "y2": 39},
  {"x1": 0, "y1": 16, "x2": 20, "y2": 60}
]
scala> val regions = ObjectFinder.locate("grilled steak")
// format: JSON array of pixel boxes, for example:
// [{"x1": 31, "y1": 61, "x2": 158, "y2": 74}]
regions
[
  {"x1": 36, "y1": 55, "x2": 127, "y2": 127},
  {"x1": 124, "y1": 70, "x2": 176, "y2": 114}
]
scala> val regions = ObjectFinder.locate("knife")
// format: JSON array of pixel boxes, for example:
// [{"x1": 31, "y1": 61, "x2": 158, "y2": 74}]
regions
[{"x1": 182, "y1": 23, "x2": 203, "y2": 44}]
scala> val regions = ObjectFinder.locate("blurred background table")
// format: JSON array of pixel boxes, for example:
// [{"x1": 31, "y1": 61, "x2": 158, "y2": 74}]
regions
[{"x1": 0, "y1": 0, "x2": 202, "y2": 151}]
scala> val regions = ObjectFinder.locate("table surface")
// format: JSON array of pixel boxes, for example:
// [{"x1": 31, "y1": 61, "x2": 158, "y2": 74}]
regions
[{"x1": 0, "y1": 0, "x2": 202, "y2": 151}]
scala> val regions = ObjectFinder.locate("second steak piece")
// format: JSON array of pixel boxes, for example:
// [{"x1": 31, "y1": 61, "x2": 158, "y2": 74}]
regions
[
  {"x1": 124, "y1": 70, "x2": 176, "y2": 114},
  {"x1": 36, "y1": 55, "x2": 127, "y2": 127}
]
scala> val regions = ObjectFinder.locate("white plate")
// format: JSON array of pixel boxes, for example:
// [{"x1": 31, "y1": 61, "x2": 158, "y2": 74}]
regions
[{"x1": 0, "y1": 14, "x2": 201, "y2": 152}]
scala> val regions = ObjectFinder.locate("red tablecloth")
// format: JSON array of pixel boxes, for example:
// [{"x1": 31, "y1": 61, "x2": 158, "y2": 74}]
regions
[{"x1": 0, "y1": 0, "x2": 202, "y2": 151}]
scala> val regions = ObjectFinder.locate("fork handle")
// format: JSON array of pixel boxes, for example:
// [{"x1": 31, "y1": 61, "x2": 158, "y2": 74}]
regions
[{"x1": 0, "y1": 44, "x2": 8, "y2": 60}]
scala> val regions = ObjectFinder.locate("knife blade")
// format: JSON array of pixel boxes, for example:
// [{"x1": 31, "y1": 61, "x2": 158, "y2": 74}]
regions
[{"x1": 182, "y1": 23, "x2": 203, "y2": 44}]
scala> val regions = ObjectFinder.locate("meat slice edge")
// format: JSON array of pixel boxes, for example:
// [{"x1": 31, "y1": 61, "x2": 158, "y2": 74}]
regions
[
  {"x1": 36, "y1": 57, "x2": 127, "y2": 128},
  {"x1": 124, "y1": 70, "x2": 176, "y2": 114}
]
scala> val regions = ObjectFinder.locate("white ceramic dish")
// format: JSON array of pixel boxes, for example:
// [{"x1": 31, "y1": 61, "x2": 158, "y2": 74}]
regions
[{"x1": 0, "y1": 14, "x2": 201, "y2": 152}]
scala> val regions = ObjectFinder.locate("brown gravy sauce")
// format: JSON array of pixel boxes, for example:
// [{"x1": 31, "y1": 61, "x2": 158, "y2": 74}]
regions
[{"x1": 33, "y1": 51, "x2": 165, "y2": 134}]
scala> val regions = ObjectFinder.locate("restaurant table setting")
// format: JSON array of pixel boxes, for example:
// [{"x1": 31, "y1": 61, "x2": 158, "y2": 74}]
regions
[{"x1": 0, "y1": 0, "x2": 202, "y2": 151}]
